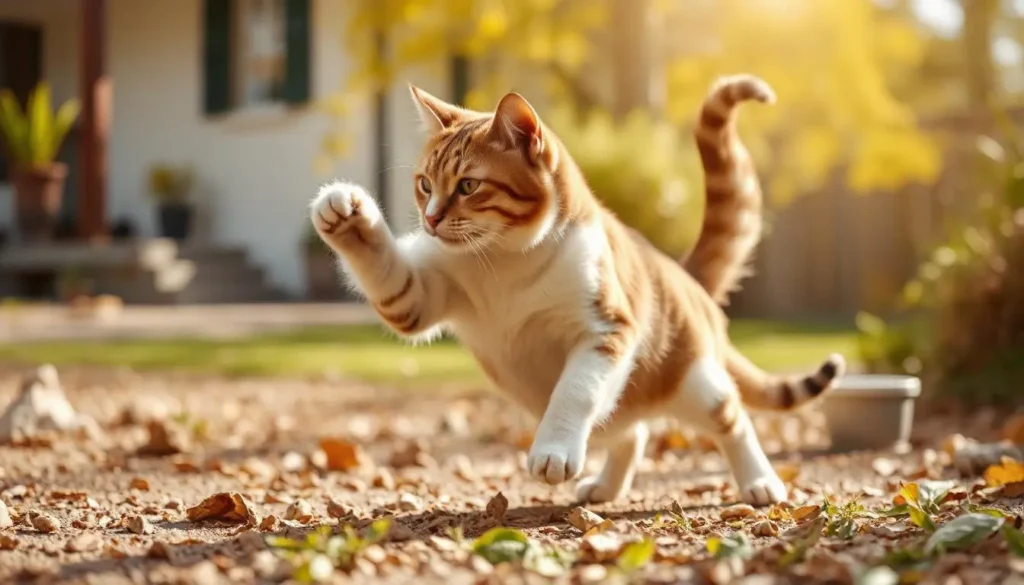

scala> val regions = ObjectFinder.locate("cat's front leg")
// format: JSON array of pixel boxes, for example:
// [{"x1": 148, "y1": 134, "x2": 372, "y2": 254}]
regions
[
  {"x1": 310, "y1": 181, "x2": 447, "y2": 337},
  {"x1": 528, "y1": 338, "x2": 636, "y2": 485}
]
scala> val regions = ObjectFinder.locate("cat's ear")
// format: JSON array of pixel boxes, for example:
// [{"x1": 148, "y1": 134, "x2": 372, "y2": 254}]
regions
[
  {"x1": 489, "y1": 92, "x2": 551, "y2": 166},
  {"x1": 409, "y1": 84, "x2": 463, "y2": 134}
]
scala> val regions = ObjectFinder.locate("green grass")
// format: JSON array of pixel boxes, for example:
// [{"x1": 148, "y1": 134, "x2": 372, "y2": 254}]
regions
[{"x1": 0, "y1": 320, "x2": 857, "y2": 386}]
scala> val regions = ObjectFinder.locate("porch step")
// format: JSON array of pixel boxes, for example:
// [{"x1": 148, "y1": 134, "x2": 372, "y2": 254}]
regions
[{"x1": 0, "y1": 239, "x2": 291, "y2": 305}]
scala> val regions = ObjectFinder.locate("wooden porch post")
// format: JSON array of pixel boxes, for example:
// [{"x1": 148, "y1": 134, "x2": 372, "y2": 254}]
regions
[{"x1": 78, "y1": 0, "x2": 109, "y2": 240}]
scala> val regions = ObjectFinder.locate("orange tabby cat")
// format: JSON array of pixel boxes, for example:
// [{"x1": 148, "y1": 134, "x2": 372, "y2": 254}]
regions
[{"x1": 309, "y1": 74, "x2": 845, "y2": 505}]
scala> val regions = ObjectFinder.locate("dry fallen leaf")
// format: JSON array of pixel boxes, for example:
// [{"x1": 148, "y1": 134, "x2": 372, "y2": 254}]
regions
[
  {"x1": 126, "y1": 514, "x2": 152, "y2": 535},
  {"x1": 326, "y1": 498, "x2": 352, "y2": 519},
  {"x1": 568, "y1": 506, "x2": 606, "y2": 532},
  {"x1": 774, "y1": 463, "x2": 801, "y2": 484},
  {"x1": 28, "y1": 511, "x2": 60, "y2": 533},
  {"x1": 792, "y1": 505, "x2": 822, "y2": 523},
  {"x1": 1002, "y1": 481, "x2": 1024, "y2": 498},
  {"x1": 186, "y1": 492, "x2": 259, "y2": 525},
  {"x1": 753, "y1": 519, "x2": 778, "y2": 537},
  {"x1": 486, "y1": 492, "x2": 508, "y2": 524},
  {"x1": 129, "y1": 477, "x2": 151, "y2": 491},
  {"x1": 259, "y1": 515, "x2": 280, "y2": 531},
  {"x1": 318, "y1": 437, "x2": 369, "y2": 472},
  {"x1": 983, "y1": 457, "x2": 1024, "y2": 487},
  {"x1": 0, "y1": 534, "x2": 18, "y2": 550},
  {"x1": 654, "y1": 429, "x2": 690, "y2": 458},
  {"x1": 284, "y1": 500, "x2": 313, "y2": 524},
  {"x1": 397, "y1": 493, "x2": 423, "y2": 512},
  {"x1": 720, "y1": 504, "x2": 756, "y2": 521}
]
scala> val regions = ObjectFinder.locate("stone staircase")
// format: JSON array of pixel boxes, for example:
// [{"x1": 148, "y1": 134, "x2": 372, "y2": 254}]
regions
[{"x1": 0, "y1": 239, "x2": 289, "y2": 304}]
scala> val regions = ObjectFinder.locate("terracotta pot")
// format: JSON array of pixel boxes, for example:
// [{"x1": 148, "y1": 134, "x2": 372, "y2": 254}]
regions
[{"x1": 12, "y1": 163, "x2": 68, "y2": 242}]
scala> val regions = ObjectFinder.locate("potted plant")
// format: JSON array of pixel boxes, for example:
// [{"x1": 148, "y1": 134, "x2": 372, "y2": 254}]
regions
[
  {"x1": 0, "y1": 83, "x2": 80, "y2": 241},
  {"x1": 148, "y1": 163, "x2": 195, "y2": 240}
]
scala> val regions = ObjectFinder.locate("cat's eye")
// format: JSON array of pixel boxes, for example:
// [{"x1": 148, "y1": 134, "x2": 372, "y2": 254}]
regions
[
  {"x1": 456, "y1": 178, "x2": 480, "y2": 196},
  {"x1": 418, "y1": 176, "x2": 432, "y2": 194}
]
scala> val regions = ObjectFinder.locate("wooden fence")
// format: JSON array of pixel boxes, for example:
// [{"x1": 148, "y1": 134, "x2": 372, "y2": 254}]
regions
[{"x1": 726, "y1": 109, "x2": 1018, "y2": 321}]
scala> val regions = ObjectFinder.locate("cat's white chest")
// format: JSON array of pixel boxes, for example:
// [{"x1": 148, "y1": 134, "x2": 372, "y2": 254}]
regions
[{"x1": 444, "y1": 226, "x2": 606, "y2": 418}]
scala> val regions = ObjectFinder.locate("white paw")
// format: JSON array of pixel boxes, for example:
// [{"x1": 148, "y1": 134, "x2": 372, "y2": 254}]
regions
[
  {"x1": 575, "y1": 475, "x2": 629, "y2": 503},
  {"x1": 737, "y1": 474, "x2": 787, "y2": 506},
  {"x1": 528, "y1": 439, "x2": 586, "y2": 485},
  {"x1": 310, "y1": 181, "x2": 381, "y2": 242}
]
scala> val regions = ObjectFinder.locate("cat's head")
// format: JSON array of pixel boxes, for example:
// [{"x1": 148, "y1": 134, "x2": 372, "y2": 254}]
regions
[{"x1": 408, "y1": 86, "x2": 562, "y2": 252}]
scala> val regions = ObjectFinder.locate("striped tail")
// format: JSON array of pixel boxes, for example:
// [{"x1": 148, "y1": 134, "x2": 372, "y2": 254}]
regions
[
  {"x1": 682, "y1": 74, "x2": 775, "y2": 305},
  {"x1": 726, "y1": 345, "x2": 846, "y2": 411}
]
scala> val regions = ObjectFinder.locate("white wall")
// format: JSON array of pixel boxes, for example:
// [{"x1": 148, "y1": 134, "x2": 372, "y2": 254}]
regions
[{"x1": 107, "y1": 0, "x2": 381, "y2": 296}]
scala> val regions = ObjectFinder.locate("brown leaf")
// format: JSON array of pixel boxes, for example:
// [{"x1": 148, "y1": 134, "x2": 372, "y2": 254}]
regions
[
  {"x1": 720, "y1": 504, "x2": 756, "y2": 521},
  {"x1": 129, "y1": 477, "x2": 150, "y2": 491},
  {"x1": 137, "y1": 420, "x2": 191, "y2": 457},
  {"x1": 186, "y1": 492, "x2": 259, "y2": 525},
  {"x1": 258, "y1": 515, "x2": 279, "y2": 531},
  {"x1": 319, "y1": 437, "x2": 369, "y2": 472},
  {"x1": 0, "y1": 534, "x2": 18, "y2": 550},
  {"x1": 583, "y1": 519, "x2": 616, "y2": 538},
  {"x1": 326, "y1": 498, "x2": 352, "y2": 519},
  {"x1": 28, "y1": 511, "x2": 60, "y2": 533},
  {"x1": 568, "y1": 506, "x2": 606, "y2": 532},
  {"x1": 753, "y1": 519, "x2": 779, "y2": 537},
  {"x1": 792, "y1": 505, "x2": 822, "y2": 523},
  {"x1": 774, "y1": 463, "x2": 801, "y2": 484},
  {"x1": 284, "y1": 500, "x2": 313, "y2": 524},
  {"x1": 654, "y1": 429, "x2": 690, "y2": 457},
  {"x1": 486, "y1": 492, "x2": 508, "y2": 523},
  {"x1": 1002, "y1": 481, "x2": 1024, "y2": 498}
]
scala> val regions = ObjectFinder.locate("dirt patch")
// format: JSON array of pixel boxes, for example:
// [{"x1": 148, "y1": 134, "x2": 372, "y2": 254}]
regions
[{"x1": 0, "y1": 364, "x2": 1020, "y2": 584}]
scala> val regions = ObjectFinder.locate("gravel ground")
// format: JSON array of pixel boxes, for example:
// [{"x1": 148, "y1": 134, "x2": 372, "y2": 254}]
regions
[{"x1": 0, "y1": 364, "x2": 1021, "y2": 585}]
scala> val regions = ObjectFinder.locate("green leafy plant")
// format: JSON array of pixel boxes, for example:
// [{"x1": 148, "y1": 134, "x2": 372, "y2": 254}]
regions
[
  {"x1": 0, "y1": 82, "x2": 80, "y2": 169},
  {"x1": 470, "y1": 527, "x2": 574, "y2": 577},
  {"x1": 147, "y1": 163, "x2": 194, "y2": 204},
  {"x1": 705, "y1": 533, "x2": 754, "y2": 560},
  {"x1": 267, "y1": 519, "x2": 391, "y2": 582},
  {"x1": 823, "y1": 495, "x2": 876, "y2": 540}
]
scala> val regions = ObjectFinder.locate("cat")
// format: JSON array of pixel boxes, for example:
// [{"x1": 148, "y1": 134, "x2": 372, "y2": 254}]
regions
[{"x1": 308, "y1": 74, "x2": 845, "y2": 505}]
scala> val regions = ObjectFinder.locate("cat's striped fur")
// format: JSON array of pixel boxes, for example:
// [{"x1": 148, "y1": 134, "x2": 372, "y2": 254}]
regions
[{"x1": 310, "y1": 75, "x2": 845, "y2": 505}]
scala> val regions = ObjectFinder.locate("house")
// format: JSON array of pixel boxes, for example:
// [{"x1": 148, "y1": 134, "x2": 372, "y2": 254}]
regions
[{"x1": 0, "y1": 0, "x2": 472, "y2": 300}]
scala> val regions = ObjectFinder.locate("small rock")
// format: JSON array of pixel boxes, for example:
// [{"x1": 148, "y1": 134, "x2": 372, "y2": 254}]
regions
[
  {"x1": 486, "y1": 492, "x2": 508, "y2": 523},
  {"x1": 281, "y1": 451, "x2": 306, "y2": 473},
  {"x1": 720, "y1": 504, "x2": 756, "y2": 520},
  {"x1": 28, "y1": 511, "x2": 60, "y2": 533},
  {"x1": 568, "y1": 507, "x2": 606, "y2": 532},
  {"x1": 284, "y1": 499, "x2": 314, "y2": 523},
  {"x1": 441, "y1": 409, "x2": 471, "y2": 436},
  {"x1": 165, "y1": 499, "x2": 183, "y2": 510},
  {"x1": 871, "y1": 457, "x2": 898, "y2": 477},
  {"x1": 398, "y1": 493, "x2": 423, "y2": 512},
  {"x1": 137, "y1": 419, "x2": 191, "y2": 457},
  {"x1": 126, "y1": 514, "x2": 152, "y2": 535},
  {"x1": 0, "y1": 365, "x2": 96, "y2": 444},
  {"x1": 752, "y1": 520, "x2": 778, "y2": 537},
  {"x1": 64, "y1": 533, "x2": 103, "y2": 553},
  {"x1": 0, "y1": 500, "x2": 12, "y2": 528}
]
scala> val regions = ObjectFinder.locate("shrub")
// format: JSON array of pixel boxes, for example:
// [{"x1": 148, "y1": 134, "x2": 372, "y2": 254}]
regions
[
  {"x1": 857, "y1": 124, "x2": 1024, "y2": 405},
  {"x1": 547, "y1": 107, "x2": 705, "y2": 257}
]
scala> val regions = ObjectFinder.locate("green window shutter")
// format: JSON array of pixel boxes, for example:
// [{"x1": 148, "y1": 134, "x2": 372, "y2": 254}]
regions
[
  {"x1": 203, "y1": 0, "x2": 233, "y2": 114},
  {"x1": 283, "y1": 0, "x2": 311, "y2": 105}
]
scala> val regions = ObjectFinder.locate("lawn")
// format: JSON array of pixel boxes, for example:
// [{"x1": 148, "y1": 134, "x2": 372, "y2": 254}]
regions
[{"x1": 0, "y1": 319, "x2": 858, "y2": 386}]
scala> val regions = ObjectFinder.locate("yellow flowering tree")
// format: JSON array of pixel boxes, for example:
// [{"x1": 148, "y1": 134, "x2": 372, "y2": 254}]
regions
[{"x1": 321, "y1": 0, "x2": 944, "y2": 235}]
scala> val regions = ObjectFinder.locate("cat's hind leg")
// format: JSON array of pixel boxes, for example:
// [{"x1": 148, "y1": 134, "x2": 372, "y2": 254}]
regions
[
  {"x1": 575, "y1": 422, "x2": 649, "y2": 503},
  {"x1": 674, "y1": 355, "x2": 786, "y2": 506}
]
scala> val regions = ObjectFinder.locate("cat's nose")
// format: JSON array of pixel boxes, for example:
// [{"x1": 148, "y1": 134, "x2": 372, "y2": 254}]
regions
[{"x1": 425, "y1": 211, "x2": 444, "y2": 228}]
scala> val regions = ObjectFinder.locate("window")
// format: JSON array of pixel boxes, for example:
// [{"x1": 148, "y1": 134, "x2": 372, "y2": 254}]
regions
[
  {"x1": 233, "y1": 0, "x2": 286, "y2": 106},
  {"x1": 203, "y1": 0, "x2": 311, "y2": 115}
]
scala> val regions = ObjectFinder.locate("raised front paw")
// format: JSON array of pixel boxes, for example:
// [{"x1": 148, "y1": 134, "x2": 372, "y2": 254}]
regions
[
  {"x1": 528, "y1": 438, "x2": 586, "y2": 485},
  {"x1": 310, "y1": 181, "x2": 382, "y2": 245}
]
